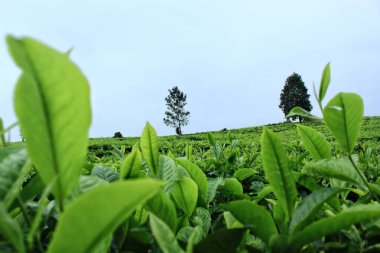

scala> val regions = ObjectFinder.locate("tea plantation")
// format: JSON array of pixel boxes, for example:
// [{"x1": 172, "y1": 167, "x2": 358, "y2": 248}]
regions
[{"x1": 1, "y1": 36, "x2": 380, "y2": 253}]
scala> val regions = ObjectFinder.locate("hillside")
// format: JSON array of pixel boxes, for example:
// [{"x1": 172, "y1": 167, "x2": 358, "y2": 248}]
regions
[{"x1": 88, "y1": 116, "x2": 380, "y2": 164}]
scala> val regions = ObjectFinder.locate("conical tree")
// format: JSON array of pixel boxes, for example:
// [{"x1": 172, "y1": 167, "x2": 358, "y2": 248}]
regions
[
  {"x1": 163, "y1": 86, "x2": 190, "y2": 135},
  {"x1": 279, "y1": 73, "x2": 312, "y2": 122}
]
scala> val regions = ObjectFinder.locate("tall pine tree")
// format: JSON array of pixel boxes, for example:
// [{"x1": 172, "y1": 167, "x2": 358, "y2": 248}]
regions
[
  {"x1": 163, "y1": 86, "x2": 190, "y2": 135},
  {"x1": 279, "y1": 73, "x2": 312, "y2": 122}
]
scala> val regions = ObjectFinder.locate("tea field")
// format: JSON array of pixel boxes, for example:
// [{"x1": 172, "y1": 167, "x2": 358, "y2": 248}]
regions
[
  {"x1": 2, "y1": 36, "x2": 380, "y2": 253},
  {"x1": 88, "y1": 116, "x2": 380, "y2": 167}
]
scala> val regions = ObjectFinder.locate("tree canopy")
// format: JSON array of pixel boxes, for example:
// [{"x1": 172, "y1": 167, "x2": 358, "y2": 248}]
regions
[
  {"x1": 279, "y1": 73, "x2": 312, "y2": 122},
  {"x1": 163, "y1": 86, "x2": 190, "y2": 135}
]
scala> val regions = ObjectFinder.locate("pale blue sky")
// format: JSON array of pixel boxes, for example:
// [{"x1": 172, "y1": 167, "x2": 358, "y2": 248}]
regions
[{"x1": 1, "y1": 0, "x2": 380, "y2": 139}]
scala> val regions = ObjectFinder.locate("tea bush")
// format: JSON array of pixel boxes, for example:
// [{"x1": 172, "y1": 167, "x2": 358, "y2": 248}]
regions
[{"x1": 1, "y1": 36, "x2": 380, "y2": 253}]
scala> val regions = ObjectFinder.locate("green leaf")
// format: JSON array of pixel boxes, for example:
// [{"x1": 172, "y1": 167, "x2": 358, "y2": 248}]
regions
[
  {"x1": 150, "y1": 214, "x2": 185, "y2": 253},
  {"x1": 206, "y1": 177, "x2": 223, "y2": 204},
  {"x1": 141, "y1": 122, "x2": 159, "y2": 176},
  {"x1": 193, "y1": 228, "x2": 247, "y2": 253},
  {"x1": 319, "y1": 62, "x2": 331, "y2": 102},
  {"x1": 120, "y1": 144, "x2": 141, "y2": 179},
  {"x1": 261, "y1": 128, "x2": 297, "y2": 221},
  {"x1": 177, "y1": 226, "x2": 196, "y2": 242},
  {"x1": 27, "y1": 178, "x2": 54, "y2": 249},
  {"x1": 171, "y1": 177, "x2": 198, "y2": 216},
  {"x1": 297, "y1": 125, "x2": 331, "y2": 160},
  {"x1": 323, "y1": 92, "x2": 363, "y2": 153},
  {"x1": 0, "y1": 203, "x2": 25, "y2": 253},
  {"x1": 7, "y1": 36, "x2": 91, "y2": 205},
  {"x1": 0, "y1": 146, "x2": 28, "y2": 202},
  {"x1": 186, "y1": 226, "x2": 204, "y2": 253},
  {"x1": 223, "y1": 178, "x2": 243, "y2": 195},
  {"x1": 185, "y1": 145, "x2": 193, "y2": 162},
  {"x1": 273, "y1": 201, "x2": 287, "y2": 234},
  {"x1": 269, "y1": 234, "x2": 289, "y2": 252},
  {"x1": 207, "y1": 132, "x2": 216, "y2": 147},
  {"x1": 223, "y1": 211, "x2": 244, "y2": 229},
  {"x1": 134, "y1": 204, "x2": 149, "y2": 225},
  {"x1": 290, "y1": 203, "x2": 380, "y2": 250},
  {"x1": 289, "y1": 188, "x2": 343, "y2": 234},
  {"x1": 91, "y1": 166, "x2": 119, "y2": 182},
  {"x1": 177, "y1": 159, "x2": 208, "y2": 202},
  {"x1": 192, "y1": 207, "x2": 211, "y2": 236},
  {"x1": 224, "y1": 200, "x2": 278, "y2": 245},
  {"x1": 17, "y1": 174, "x2": 45, "y2": 207},
  {"x1": 233, "y1": 168, "x2": 258, "y2": 181},
  {"x1": 0, "y1": 118, "x2": 5, "y2": 147},
  {"x1": 158, "y1": 155, "x2": 177, "y2": 193},
  {"x1": 70, "y1": 175, "x2": 108, "y2": 198},
  {"x1": 302, "y1": 158, "x2": 366, "y2": 187},
  {"x1": 253, "y1": 185, "x2": 273, "y2": 203},
  {"x1": 47, "y1": 179, "x2": 162, "y2": 253},
  {"x1": 286, "y1": 107, "x2": 319, "y2": 120},
  {"x1": 145, "y1": 189, "x2": 177, "y2": 231}
]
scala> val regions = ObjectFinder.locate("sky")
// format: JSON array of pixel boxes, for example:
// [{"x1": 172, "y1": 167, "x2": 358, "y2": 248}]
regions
[{"x1": 0, "y1": 0, "x2": 380, "y2": 139}]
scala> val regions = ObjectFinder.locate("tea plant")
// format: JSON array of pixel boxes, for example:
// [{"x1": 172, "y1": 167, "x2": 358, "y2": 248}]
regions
[{"x1": 1, "y1": 36, "x2": 380, "y2": 253}]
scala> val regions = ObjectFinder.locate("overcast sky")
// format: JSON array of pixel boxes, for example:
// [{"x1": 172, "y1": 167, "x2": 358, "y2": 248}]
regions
[{"x1": 1, "y1": 0, "x2": 379, "y2": 139}]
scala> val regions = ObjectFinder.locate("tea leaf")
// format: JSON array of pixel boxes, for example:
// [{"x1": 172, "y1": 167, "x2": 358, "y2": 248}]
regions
[
  {"x1": 302, "y1": 158, "x2": 366, "y2": 187},
  {"x1": 297, "y1": 125, "x2": 331, "y2": 160},
  {"x1": 7, "y1": 36, "x2": 91, "y2": 206},
  {"x1": 145, "y1": 189, "x2": 177, "y2": 231},
  {"x1": 224, "y1": 200, "x2": 278, "y2": 244},
  {"x1": 120, "y1": 144, "x2": 141, "y2": 179},
  {"x1": 185, "y1": 145, "x2": 193, "y2": 162},
  {"x1": 91, "y1": 166, "x2": 119, "y2": 182},
  {"x1": 70, "y1": 175, "x2": 108, "y2": 198},
  {"x1": 323, "y1": 92, "x2": 363, "y2": 153},
  {"x1": 158, "y1": 155, "x2": 177, "y2": 193},
  {"x1": 171, "y1": 177, "x2": 198, "y2": 216},
  {"x1": 150, "y1": 214, "x2": 185, "y2": 253},
  {"x1": 177, "y1": 159, "x2": 208, "y2": 201},
  {"x1": 286, "y1": 106, "x2": 319, "y2": 120},
  {"x1": 261, "y1": 128, "x2": 297, "y2": 221},
  {"x1": 253, "y1": 185, "x2": 273, "y2": 203},
  {"x1": 206, "y1": 177, "x2": 223, "y2": 204},
  {"x1": 319, "y1": 62, "x2": 331, "y2": 102},
  {"x1": 289, "y1": 188, "x2": 343, "y2": 234},
  {"x1": 17, "y1": 174, "x2": 44, "y2": 207},
  {"x1": 0, "y1": 118, "x2": 5, "y2": 147},
  {"x1": 224, "y1": 211, "x2": 244, "y2": 229},
  {"x1": 207, "y1": 132, "x2": 216, "y2": 147},
  {"x1": 47, "y1": 179, "x2": 162, "y2": 253},
  {"x1": 233, "y1": 168, "x2": 258, "y2": 181},
  {"x1": 193, "y1": 228, "x2": 247, "y2": 253},
  {"x1": 0, "y1": 146, "x2": 28, "y2": 202},
  {"x1": 273, "y1": 201, "x2": 287, "y2": 234},
  {"x1": 290, "y1": 203, "x2": 380, "y2": 250},
  {"x1": 141, "y1": 122, "x2": 159, "y2": 176},
  {"x1": 192, "y1": 207, "x2": 211, "y2": 236},
  {"x1": 186, "y1": 226, "x2": 204, "y2": 253},
  {"x1": 0, "y1": 203, "x2": 25, "y2": 253},
  {"x1": 223, "y1": 178, "x2": 243, "y2": 195}
]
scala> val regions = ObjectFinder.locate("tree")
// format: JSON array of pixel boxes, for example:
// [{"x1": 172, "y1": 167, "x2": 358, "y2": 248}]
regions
[
  {"x1": 279, "y1": 73, "x2": 312, "y2": 122},
  {"x1": 113, "y1": 132, "x2": 123, "y2": 138},
  {"x1": 163, "y1": 86, "x2": 190, "y2": 135}
]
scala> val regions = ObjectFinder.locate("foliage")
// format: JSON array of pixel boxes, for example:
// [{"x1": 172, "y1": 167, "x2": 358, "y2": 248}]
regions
[
  {"x1": 279, "y1": 73, "x2": 312, "y2": 122},
  {"x1": 163, "y1": 86, "x2": 190, "y2": 135},
  {"x1": 113, "y1": 132, "x2": 123, "y2": 138},
  {"x1": 1, "y1": 37, "x2": 380, "y2": 253}
]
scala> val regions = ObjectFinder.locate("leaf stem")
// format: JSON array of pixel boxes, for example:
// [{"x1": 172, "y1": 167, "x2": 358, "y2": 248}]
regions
[
  {"x1": 348, "y1": 155, "x2": 379, "y2": 201},
  {"x1": 16, "y1": 196, "x2": 44, "y2": 253}
]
